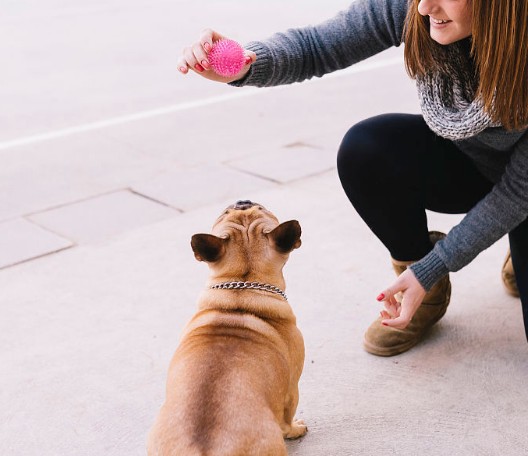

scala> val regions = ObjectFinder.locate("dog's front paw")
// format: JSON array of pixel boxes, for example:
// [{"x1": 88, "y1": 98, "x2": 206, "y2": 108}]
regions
[{"x1": 285, "y1": 418, "x2": 308, "y2": 439}]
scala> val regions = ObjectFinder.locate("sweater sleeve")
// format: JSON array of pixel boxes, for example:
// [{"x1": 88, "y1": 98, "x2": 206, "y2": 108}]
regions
[
  {"x1": 410, "y1": 131, "x2": 528, "y2": 290},
  {"x1": 230, "y1": 0, "x2": 409, "y2": 88}
]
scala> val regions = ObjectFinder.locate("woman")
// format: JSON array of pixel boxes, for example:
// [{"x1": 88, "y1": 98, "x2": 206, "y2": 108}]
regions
[{"x1": 177, "y1": 0, "x2": 528, "y2": 356}]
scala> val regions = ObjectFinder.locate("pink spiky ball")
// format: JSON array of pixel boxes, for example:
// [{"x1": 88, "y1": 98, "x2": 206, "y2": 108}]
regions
[{"x1": 208, "y1": 39, "x2": 246, "y2": 78}]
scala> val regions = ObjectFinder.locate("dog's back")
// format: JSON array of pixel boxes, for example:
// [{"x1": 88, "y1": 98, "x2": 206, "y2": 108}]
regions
[{"x1": 147, "y1": 310, "x2": 302, "y2": 456}]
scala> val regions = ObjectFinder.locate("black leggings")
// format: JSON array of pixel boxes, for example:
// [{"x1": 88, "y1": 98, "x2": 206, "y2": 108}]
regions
[{"x1": 337, "y1": 113, "x2": 528, "y2": 340}]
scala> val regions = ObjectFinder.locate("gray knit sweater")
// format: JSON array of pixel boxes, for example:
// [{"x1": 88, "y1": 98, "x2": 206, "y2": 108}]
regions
[{"x1": 231, "y1": 0, "x2": 528, "y2": 291}]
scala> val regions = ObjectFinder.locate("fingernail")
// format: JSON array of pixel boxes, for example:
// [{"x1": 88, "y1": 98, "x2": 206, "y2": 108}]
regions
[
  {"x1": 245, "y1": 56, "x2": 252, "y2": 65},
  {"x1": 201, "y1": 60, "x2": 210, "y2": 69},
  {"x1": 382, "y1": 322, "x2": 389, "y2": 327},
  {"x1": 194, "y1": 63, "x2": 204, "y2": 72},
  {"x1": 377, "y1": 293, "x2": 385, "y2": 301},
  {"x1": 179, "y1": 66, "x2": 187, "y2": 73},
  {"x1": 204, "y1": 42, "x2": 212, "y2": 52}
]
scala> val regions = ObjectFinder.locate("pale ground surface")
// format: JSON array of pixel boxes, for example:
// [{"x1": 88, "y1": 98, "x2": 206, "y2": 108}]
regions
[{"x1": 1, "y1": 1, "x2": 527, "y2": 455}]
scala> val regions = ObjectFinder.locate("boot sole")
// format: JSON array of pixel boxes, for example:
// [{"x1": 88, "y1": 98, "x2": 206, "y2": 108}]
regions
[{"x1": 363, "y1": 336, "x2": 421, "y2": 357}]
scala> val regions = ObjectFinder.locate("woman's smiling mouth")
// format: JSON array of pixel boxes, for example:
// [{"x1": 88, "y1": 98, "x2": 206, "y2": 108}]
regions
[{"x1": 430, "y1": 17, "x2": 451, "y2": 24}]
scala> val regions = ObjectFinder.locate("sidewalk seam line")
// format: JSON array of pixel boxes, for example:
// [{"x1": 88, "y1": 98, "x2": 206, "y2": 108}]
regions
[{"x1": 0, "y1": 56, "x2": 402, "y2": 151}]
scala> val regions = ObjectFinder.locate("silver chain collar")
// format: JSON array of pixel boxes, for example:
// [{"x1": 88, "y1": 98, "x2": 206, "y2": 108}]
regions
[{"x1": 210, "y1": 281, "x2": 287, "y2": 301}]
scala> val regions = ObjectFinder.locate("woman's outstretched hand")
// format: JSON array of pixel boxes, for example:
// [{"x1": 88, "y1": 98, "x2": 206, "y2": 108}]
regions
[
  {"x1": 177, "y1": 29, "x2": 257, "y2": 83},
  {"x1": 376, "y1": 268, "x2": 426, "y2": 329}
]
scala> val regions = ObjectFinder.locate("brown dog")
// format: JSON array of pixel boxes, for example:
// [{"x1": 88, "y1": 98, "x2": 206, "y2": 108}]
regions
[{"x1": 147, "y1": 200, "x2": 307, "y2": 456}]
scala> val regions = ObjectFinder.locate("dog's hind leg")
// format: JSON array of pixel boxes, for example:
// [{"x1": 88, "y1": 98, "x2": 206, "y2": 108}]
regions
[
  {"x1": 283, "y1": 418, "x2": 308, "y2": 439},
  {"x1": 281, "y1": 387, "x2": 308, "y2": 439}
]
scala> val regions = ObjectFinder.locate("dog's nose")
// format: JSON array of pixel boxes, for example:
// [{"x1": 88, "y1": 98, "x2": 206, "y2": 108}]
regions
[{"x1": 233, "y1": 200, "x2": 255, "y2": 210}]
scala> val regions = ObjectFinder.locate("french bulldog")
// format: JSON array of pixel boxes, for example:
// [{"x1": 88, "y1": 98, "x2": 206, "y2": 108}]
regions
[{"x1": 147, "y1": 200, "x2": 307, "y2": 456}]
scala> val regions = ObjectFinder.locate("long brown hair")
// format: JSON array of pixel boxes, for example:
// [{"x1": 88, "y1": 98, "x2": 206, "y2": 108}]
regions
[{"x1": 404, "y1": 0, "x2": 528, "y2": 131}]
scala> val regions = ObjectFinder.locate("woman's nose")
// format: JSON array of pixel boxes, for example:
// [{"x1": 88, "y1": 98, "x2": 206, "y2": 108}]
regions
[{"x1": 417, "y1": 0, "x2": 436, "y2": 16}]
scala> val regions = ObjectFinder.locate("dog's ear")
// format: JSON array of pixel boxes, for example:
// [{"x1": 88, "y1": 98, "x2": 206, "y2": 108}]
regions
[
  {"x1": 268, "y1": 220, "x2": 302, "y2": 253},
  {"x1": 191, "y1": 234, "x2": 227, "y2": 262}
]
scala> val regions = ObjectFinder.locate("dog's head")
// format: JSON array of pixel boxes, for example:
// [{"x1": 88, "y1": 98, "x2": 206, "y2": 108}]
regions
[{"x1": 191, "y1": 201, "x2": 301, "y2": 281}]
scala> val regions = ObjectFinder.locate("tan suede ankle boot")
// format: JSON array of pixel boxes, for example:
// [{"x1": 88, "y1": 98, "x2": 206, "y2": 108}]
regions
[
  {"x1": 363, "y1": 232, "x2": 451, "y2": 357},
  {"x1": 502, "y1": 250, "x2": 520, "y2": 298}
]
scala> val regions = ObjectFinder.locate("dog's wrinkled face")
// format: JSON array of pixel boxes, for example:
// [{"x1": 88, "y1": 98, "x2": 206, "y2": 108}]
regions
[{"x1": 191, "y1": 201, "x2": 301, "y2": 279}]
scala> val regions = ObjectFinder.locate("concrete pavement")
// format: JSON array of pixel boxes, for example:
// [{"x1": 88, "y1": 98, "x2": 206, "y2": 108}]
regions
[{"x1": 1, "y1": 1, "x2": 527, "y2": 455}]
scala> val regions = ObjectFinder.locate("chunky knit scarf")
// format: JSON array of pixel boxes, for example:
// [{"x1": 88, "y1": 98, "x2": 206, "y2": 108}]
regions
[{"x1": 416, "y1": 39, "x2": 500, "y2": 141}]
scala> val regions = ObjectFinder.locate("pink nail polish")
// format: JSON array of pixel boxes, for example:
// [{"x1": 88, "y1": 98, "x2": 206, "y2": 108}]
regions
[
  {"x1": 201, "y1": 60, "x2": 209, "y2": 69},
  {"x1": 377, "y1": 293, "x2": 385, "y2": 301},
  {"x1": 245, "y1": 56, "x2": 252, "y2": 65},
  {"x1": 179, "y1": 66, "x2": 187, "y2": 73},
  {"x1": 194, "y1": 63, "x2": 204, "y2": 72},
  {"x1": 204, "y1": 42, "x2": 212, "y2": 52},
  {"x1": 382, "y1": 322, "x2": 389, "y2": 327}
]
